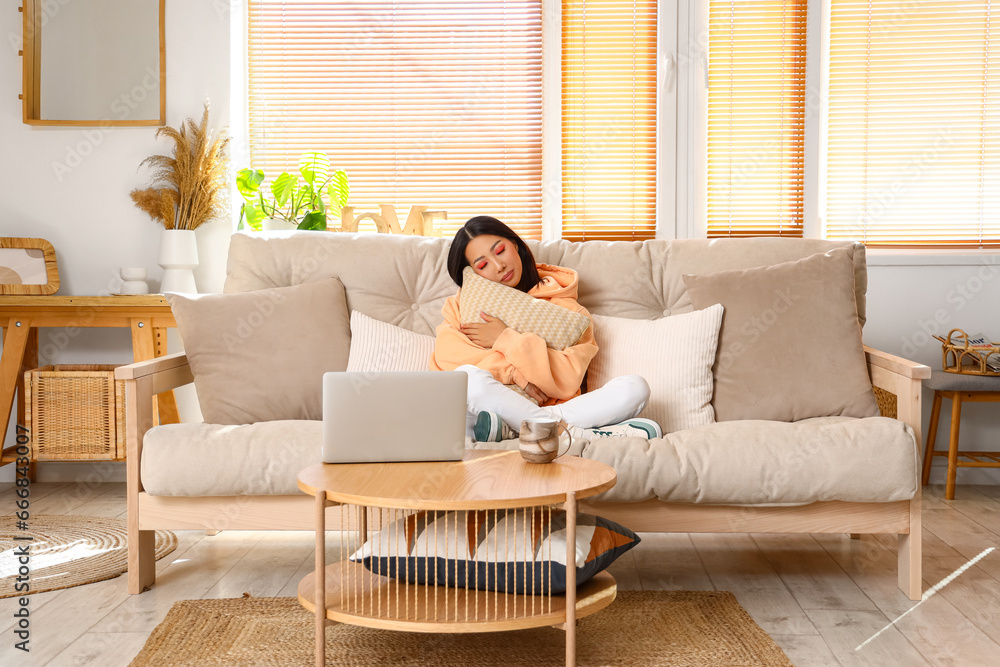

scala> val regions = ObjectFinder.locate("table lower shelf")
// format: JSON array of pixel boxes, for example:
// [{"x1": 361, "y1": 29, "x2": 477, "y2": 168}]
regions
[{"x1": 298, "y1": 560, "x2": 616, "y2": 633}]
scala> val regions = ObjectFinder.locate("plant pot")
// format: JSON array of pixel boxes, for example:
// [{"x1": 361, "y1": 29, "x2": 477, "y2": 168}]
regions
[
  {"x1": 262, "y1": 217, "x2": 298, "y2": 231},
  {"x1": 158, "y1": 229, "x2": 199, "y2": 293}
]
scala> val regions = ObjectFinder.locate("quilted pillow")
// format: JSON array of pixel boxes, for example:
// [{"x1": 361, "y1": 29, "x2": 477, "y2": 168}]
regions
[
  {"x1": 459, "y1": 266, "x2": 590, "y2": 350},
  {"x1": 350, "y1": 508, "x2": 639, "y2": 594},
  {"x1": 345, "y1": 311, "x2": 436, "y2": 372}
]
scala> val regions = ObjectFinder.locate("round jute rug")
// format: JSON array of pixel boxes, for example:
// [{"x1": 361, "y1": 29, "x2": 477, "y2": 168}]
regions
[
  {"x1": 0, "y1": 514, "x2": 176, "y2": 598},
  {"x1": 130, "y1": 591, "x2": 793, "y2": 666}
]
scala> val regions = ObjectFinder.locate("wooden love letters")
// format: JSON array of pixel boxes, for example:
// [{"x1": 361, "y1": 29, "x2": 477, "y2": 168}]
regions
[{"x1": 338, "y1": 205, "x2": 447, "y2": 237}]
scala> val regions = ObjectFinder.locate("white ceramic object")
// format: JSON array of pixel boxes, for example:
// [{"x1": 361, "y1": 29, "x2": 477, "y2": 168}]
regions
[
  {"x1": 120, "y1": 267, "x2": 149, "y2": 295},
  {"x1": 262, "y1": 217, "x2": 299, "y2": 231},
  {"x1": 158, "y1": 229, "x2": 199, "y2": 293}
]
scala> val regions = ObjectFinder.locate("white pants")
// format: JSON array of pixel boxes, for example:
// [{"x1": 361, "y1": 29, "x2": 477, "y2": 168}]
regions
[{"x1": 457, "y1": 365, "x2": 649, "y2": 437}]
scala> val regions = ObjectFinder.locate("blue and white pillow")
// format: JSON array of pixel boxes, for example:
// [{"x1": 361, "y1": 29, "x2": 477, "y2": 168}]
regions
[{"x1": 350, "y1": 508, "x2": 639, "y2": 594}]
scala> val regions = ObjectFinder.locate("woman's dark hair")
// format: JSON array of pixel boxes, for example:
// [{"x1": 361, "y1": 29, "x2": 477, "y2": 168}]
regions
[{"x1": 447, "y1": 216, "x2": 541, "y2": 292}]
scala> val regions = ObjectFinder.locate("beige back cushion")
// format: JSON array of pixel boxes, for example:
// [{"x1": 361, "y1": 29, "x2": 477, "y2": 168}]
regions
[
  {"x1": 682, "y1": 248, "x2": 879, "y2": 422},
  {"x1": 225, "y1": 233, "x2": 867, "y2": 331},
  {"x1": 168, "y1": 278, "x2": 351, "y2": 424}
]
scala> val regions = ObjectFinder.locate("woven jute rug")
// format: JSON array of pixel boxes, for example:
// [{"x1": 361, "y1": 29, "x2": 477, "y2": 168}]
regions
[
  {"x1": 130, "y1": 591, "x2": 792, "y2": 666},
  {"x1": 0, "y1": 514, "x2": 176, "y2": 598}
]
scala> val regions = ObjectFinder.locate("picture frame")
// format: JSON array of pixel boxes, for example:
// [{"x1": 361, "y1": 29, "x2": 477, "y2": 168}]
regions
[{"x1": 0, "y1": 238, "x2": 60, "y2": 295}]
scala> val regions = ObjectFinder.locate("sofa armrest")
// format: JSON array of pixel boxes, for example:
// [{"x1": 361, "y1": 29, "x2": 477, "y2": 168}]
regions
[
  {"x1": 115, "y1": 351, "x2": 194, "y2": 389},
  {"x1": 864, "y1": 345, "x2": 928, "y2": 453},
  {"x1": 119, "y1": 352, "x2": 194, "y2": 502},
  {"x1": 863, "y1": 346, "x2": 926, "y2": 599},
  {"x1": 864, "y1": 346, "x2": 931, "y2": 380}
]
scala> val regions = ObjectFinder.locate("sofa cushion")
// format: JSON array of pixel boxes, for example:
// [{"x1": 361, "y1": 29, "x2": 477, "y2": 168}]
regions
[
  {"x1": 140, "y1": 421, "x2": 323, "y2": 496},
  {"x1": 142, "y1": 417, "x2": 917, "y2": 503},
  {"x1": 575, "y1": 416, "x2": 918, "y2": 505},
  {"x1": 682, "y1": 248, "x2": 879, "y2": 422},
  {"x1": 167, "y1": 278, "x2": 351, "y2": 424},
  {"x1": 346, "y1": 311, "x2": 436, "y2": 372},
  {"x1": 459, "y1": 266, "x2": 590, "y2": 349},
  {"x1": 587, "y1": 305, "x2": 723, "y2": 434},
  {"x1": 471, "y1": 416, "x2": 919, "y2": 505}
]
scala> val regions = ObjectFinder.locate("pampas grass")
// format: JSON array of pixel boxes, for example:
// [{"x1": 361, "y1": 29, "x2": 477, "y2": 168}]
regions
[{"x1": 130, "y1": 102, "x2": 230, "y2": 230}]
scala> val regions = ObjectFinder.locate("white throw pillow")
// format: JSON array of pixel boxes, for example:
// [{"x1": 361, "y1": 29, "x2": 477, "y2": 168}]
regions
[
  {"x1": 346, "y1": 311, "x2": 436, "y2": 372},
  {"x1": 587, "y1": 304, "x2": 724, "y2": 434}
]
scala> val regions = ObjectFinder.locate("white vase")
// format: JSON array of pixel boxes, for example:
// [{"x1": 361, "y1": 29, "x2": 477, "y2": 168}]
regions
[
  {"x1": 158, "y1": 229, "x2": 199, "y2": 293},
  {"x1": 120, "y1": 267, "x2": 149, "y2": 295},
  {"x1": 262, "y1": 217, "x2": 299, "y2": 231}
]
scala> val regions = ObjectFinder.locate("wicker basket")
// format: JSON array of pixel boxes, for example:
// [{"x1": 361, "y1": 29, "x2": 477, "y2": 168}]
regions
[{"x1": 24, "y1": 365, "x2": 127, "y2": 460}]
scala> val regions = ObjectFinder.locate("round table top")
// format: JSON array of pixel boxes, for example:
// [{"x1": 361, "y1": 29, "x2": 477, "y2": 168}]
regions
[{"x1": 297, "y1": 449, "x2": 617, "y2": 510}]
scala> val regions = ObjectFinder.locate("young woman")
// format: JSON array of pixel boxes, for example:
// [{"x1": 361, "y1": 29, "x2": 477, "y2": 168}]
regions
[{"x1": 429, "y1": 215, "x2": 660, "y2": 442}]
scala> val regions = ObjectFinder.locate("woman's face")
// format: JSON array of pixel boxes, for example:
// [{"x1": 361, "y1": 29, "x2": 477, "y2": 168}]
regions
[{"x1": 464, "y1": 234, "x2": 523, "y2": 287}]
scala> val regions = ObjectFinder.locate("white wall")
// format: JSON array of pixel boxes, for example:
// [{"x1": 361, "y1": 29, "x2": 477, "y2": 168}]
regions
[
  {"x1": 2, "y1": 3, "x2": 998, "y2": 487},
  {"x1": 0, "y1": 0, "x2": 232, "y2": 482}
]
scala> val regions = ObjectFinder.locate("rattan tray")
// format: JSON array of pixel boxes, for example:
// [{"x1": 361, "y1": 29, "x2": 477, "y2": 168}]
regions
[{"x1": 939, "y1": 329, "x2": 1000, "y2": 376}]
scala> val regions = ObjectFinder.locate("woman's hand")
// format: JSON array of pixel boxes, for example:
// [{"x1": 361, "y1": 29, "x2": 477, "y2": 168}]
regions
[
  {"x1": 460, "y1": 312, "x2": 509, "y2": 348},
  {"x1": 523, "y1": 382, "x2": 549, "y2": 405}
]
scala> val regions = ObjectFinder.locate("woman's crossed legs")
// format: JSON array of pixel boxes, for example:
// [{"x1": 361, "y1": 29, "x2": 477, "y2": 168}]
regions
[{"x1": 457, "y1": 364, "x2": 651, "y2": 439}]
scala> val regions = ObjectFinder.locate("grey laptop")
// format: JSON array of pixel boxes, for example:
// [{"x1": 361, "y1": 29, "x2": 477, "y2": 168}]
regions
[{"x1": 322, "y1": 371, "x2": 468, "y2": 463}]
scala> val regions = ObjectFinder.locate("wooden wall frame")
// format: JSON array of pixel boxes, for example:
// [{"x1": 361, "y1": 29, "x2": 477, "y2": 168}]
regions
[
  {"x1": 0, "y1": 238, "x2": 59, "y2": 295},
  {"x1": 20, "y1": 0, "x2": 166, "y2": 127}
]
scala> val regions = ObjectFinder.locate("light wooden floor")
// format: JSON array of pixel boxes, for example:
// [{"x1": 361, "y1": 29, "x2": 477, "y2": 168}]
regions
[{"x1": 3, "y1": 483, "x2": 1000, "y2": 666}]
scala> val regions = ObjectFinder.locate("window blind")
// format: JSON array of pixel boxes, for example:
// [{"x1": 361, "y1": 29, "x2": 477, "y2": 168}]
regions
[
  {"x1": 247, "y1": 1, "x2": 543, "y2": 239},
  {"x1": 560, "y1": 0, "x2": 658, "y2": 241},
  {"x1": 827, "y1": 1, "x2": 999, "y2": 247},
  {"x1": 707, "y1": 1, "x2": 807, "y2": 238}
]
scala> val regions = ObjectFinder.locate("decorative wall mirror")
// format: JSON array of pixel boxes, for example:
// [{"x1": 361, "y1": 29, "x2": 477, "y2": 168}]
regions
[
  {"x1": 20, "y1": 0, "x2": 165, "y2": 126},
  {"x1": 0, "y1": 238, "x2": 60, "y2": 295}
]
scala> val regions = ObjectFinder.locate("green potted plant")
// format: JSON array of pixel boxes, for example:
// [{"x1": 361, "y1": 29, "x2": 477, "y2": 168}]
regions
[{"x1": 237, "y1": 151, "x2": 349, "y2": 231}]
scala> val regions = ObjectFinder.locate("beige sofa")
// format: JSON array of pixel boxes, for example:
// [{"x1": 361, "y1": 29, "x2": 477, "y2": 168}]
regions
[{"x1": 119, "y1": 232, "x2": 929, "y2": 599}]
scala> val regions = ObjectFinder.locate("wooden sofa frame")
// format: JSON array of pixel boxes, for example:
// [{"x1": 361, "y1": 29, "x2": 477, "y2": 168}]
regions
[{"x1": 118, "y1": 346, "x2": 929, "y2": 599}]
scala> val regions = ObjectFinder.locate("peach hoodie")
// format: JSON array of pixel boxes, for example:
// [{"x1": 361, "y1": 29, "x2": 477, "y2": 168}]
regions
[{"x1": 429, "y1": 263, "x2": 598, "y2": 405}]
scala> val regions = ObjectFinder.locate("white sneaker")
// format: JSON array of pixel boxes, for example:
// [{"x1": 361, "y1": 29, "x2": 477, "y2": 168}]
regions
[
  {"x1": 474, "y1": 411, "x2": 518, "y2": 442},
  {"x1": 581, "y1": 418, "x2": 662, "y2": 440}
]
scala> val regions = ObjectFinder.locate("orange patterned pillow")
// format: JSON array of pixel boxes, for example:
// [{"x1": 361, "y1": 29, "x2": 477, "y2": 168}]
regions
[{"x1": 459, "y1": 267, "x2": 590, "y2": 350}]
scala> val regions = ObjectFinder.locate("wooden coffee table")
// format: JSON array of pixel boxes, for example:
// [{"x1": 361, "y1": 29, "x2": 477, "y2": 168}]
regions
[{"x1": 297, "y1": 449, "x2": 618, "y2": 666}]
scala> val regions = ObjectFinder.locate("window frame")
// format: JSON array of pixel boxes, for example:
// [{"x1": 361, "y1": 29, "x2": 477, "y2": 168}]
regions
[
  {"x1": 545, "y1": 0, "x2": 673, "y2": 241},
  {"x1": 236, "y1": 1, "x2": 670, "y2": 243},
  {"x1": 687, "y1": 0, "x2": 1000, "y2": 263}
]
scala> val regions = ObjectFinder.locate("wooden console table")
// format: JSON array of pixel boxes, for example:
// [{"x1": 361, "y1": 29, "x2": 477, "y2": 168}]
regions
[{"x1": 0, "y1": 295, "x2": 178, "y2": 471}]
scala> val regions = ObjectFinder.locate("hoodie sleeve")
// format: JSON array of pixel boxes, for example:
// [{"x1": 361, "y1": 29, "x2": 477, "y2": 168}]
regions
[
  {"x1": 491, "y1": 302, "x2": 598, "y2": 401},
  {"x1": 428, "y1": 294, "x2": 520, "y2": 384}
]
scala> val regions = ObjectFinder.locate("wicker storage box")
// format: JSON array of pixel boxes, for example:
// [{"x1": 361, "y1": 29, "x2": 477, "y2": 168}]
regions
[{"x1": 24, "y1": 365, "x2": 127, "y2": 460}]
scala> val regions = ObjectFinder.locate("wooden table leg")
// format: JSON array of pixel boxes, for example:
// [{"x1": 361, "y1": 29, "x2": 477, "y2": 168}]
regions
[
  {"x1": 1, "y1": 318, "x2": 32, "y2": 461},
  {"x1": 130, "y1": 319, "x2": 162, "y2": 426},
  {"x1": 946, "y1": 392, "x2": 962, "y2": 500},
  {"x1": 16, "y1": 328, "x2": 37, "y2": 481},
  {"x1": 151, "y1": 327, "x2": 179, "y2": 424},
  {"x1": 316, "y1": 491, "x2": 327, "y2": 667},
  {"x1": 922, "y1": 391, "x2": 943, "y2": 486},
  {"x1": 565, "y1": 491, "x2": 577, "y2": 667}
]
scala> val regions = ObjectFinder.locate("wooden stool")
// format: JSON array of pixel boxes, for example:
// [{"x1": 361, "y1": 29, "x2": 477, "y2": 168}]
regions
[{"x1": 921, "y1": 370, "x2": 1000, "y2": 499}]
